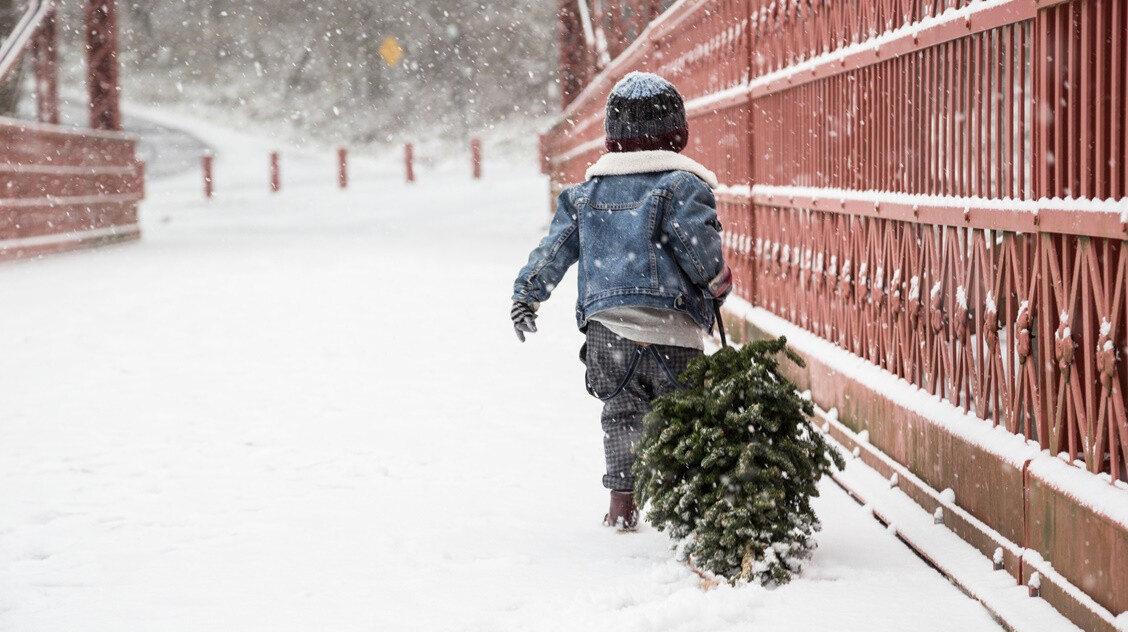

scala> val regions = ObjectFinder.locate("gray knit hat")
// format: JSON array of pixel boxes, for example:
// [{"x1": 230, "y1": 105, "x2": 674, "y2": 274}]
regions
[{"x1": 604, "y1": 72, "x2": 688, "y2": 153}]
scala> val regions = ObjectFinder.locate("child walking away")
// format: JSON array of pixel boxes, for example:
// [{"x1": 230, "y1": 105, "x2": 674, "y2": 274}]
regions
[{"x1": 510, "y1": 72, "x2": 731, "y2": 531}]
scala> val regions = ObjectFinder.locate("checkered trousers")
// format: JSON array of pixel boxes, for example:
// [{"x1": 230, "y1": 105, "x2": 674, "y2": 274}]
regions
[{"x1": 581, "y1": 321, "x2": 702, "y2": 491}]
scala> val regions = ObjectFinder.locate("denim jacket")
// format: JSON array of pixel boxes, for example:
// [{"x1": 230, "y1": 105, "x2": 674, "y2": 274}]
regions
[{"x1": 513, "y1": 150, "x2": 730, "y2": 332}]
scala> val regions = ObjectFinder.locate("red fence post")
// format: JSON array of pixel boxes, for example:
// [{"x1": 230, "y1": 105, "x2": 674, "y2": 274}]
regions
[
  {"x1": 202, "y1": 153, "x2": 214, "y2": 199},
  {"x1": 83, "y1": 0, "x2": 122, "y2": 131},
  {"x1": 270, "y1": 151, "x2": 280, "y2": 193},
  {"x1": 338, "y1": 147, "x2": 348, "y2": 189},
  {"x1": 135, "y1": 160, "x2": 146, "y2": 200},
  {"x1": 539, "y1": 134, "x2": 550, "y2": 175},
  {"x1": 471, "y1": 137, "x2": 482, "y2": 179},
  {"x1": 405, "y1": 143, "x2": 415, "y2": 183}
]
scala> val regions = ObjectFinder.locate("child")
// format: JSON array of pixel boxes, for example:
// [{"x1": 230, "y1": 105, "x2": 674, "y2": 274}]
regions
[{"x1": 510, "y1": 72, "x2": 731, "y2": 530}]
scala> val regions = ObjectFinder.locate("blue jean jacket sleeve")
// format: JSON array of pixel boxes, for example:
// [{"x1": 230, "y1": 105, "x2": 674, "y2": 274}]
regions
[
  {"x1": 512, "y1": 188, "x2": 580, "y2": 305},
  {"x1": 663, "y1": 174, "x2": 727, "y2": 295}
]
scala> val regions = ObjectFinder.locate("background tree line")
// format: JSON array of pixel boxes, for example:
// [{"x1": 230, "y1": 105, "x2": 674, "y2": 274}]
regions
[{"x1": 3, "y1": 1, "x2": 559, "y2": 144}]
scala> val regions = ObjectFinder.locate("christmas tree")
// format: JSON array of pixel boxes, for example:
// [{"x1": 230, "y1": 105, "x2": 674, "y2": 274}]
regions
[{"x1": 633, "y1": 336, "x2": 845, "y2": 586}]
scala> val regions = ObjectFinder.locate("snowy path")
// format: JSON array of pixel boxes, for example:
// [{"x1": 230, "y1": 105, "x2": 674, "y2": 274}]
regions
[{"x1": 0, "y1": 113, "x2": 1002, "y2": 631}]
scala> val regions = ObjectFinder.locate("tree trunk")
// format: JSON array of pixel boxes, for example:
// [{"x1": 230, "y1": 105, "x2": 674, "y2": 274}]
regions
[{"x1": 0, "y1": 0, "x2": 22, "y2": 116}]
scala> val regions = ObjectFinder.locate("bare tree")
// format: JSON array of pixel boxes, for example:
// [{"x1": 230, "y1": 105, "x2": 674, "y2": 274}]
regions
[{"x1": 108, "y1": 0, "x2": 558, "y2": 142}]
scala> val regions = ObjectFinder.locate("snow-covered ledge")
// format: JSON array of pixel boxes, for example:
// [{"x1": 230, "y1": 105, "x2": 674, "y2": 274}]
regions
[{"x1": 720, "y1": 295, "x2": 1128, "y2": 632}]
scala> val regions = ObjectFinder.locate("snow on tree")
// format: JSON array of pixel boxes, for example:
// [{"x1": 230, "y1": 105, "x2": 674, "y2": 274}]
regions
[{"x1": 633, "y1": 337, "x2": 845, "y2": 586}]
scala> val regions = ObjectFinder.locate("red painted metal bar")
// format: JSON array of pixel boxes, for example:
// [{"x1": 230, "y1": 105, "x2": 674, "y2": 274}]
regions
[
  {"x1": 558, "y1": 0, "x2": 588, "y2": 108},
  {"x1": 404, "y1": 143, "x2": 414, "y2": 184},
  {"x1": 539, "y1": 133, "x2": 550, "y2": 175},
  {"x1": 0, "y1": 118, "x2": 142, "y2": 258},
  {"x1": 269, "y1": 151, "x2": 280, "y2": 193},
  {"x1": 31, "y1": 3, "x2": 58, "y2": 125},
  {"x1": 471, "y1": 137, "x2": 482, "y2": 180},
  {"x1": 84, "y1": 0, "x2": 122, "y2": 131},
  {"x1": 604, "y1": 0, "x2": 623, "y2": 60},
  {"x1": 0, "y1": 0, "x2": 52, "y2": 83},
  {"x1": 202, "y1": 153, "x2": 214, "y2": 199},
  {"x1": 338, "y1": 147, "x2": 348, "y2": 189},
  {"x1": 134, "y1": 158, "x2": 144, "y2": 200}
]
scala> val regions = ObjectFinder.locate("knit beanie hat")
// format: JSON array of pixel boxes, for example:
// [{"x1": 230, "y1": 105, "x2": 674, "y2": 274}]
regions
[{"x1": 604, "y1": 71, "x2": 688, "y2": 153}]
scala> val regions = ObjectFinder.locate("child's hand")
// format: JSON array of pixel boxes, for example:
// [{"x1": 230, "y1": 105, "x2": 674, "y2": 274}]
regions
[
  {"x1": 511, "y1": 301, "x2": 538, "y2": 342},
  {"x1": 708, "y1": 265, "x2": 733, "y2": 302}
]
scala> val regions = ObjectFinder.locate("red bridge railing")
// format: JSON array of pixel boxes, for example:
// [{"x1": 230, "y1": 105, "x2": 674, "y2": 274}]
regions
[
  {"x1": 0, "y1": 0, "x2": 142, "y2": 260},
  {"x1": 547, "y1": 0, "x2": 1127, "y2": 628}
]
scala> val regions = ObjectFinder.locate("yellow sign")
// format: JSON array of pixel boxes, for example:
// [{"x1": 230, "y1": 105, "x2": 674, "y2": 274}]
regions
[{"x1": 379, "y1": 36, "x2": 404, "y2": 67}]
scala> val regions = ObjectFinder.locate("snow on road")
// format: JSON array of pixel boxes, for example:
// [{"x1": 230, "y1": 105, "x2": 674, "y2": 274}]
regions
[{"x1": 0, "y1": 111, "x2": 1002, "y2": 631}]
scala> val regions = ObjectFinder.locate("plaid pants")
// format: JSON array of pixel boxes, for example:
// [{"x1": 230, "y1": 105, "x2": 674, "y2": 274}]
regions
[{"x1": 581, "y1": 321, "x2": 702, "y2": 491}]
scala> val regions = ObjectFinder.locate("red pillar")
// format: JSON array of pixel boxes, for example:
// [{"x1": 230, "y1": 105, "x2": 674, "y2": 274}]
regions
[
  {"x1": 202, "y1": 154, "x2": 214, "y2": 198},
  {"x1": 32, "y1": 6, "x2": 59, "y2": 125},
  {"x1": 471, "y1": 138, "x2": 482, "y2": 179},
  {"x1": 405, "y1": 143, "x2": 415, "y2": 183},
  {"x1": 270, "y1": 152, "x2": 280, "y2": 193},
  {"x1": 338, "y1": 147, "x2": 348, "y2": 189},
  {"x1": 84, "y1": 0, "x2": 122, "y2": 131},
  {"x1": 604, "y1": 1, "x2": 623, "y2": 59},
  {"x1": 557, "y1": 0, "x2": 588, "y2": 107}
]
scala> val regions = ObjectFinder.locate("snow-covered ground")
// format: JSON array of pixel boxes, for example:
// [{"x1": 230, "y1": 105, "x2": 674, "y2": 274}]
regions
[{"x1": 0, "y1": 110, "x2": 1003, "y2": 631}]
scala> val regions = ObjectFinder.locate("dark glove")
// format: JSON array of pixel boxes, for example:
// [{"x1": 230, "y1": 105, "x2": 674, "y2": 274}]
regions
[
  {"x1": 708, "y1": 265, "x2": 733, "y2": 305},
  {"x1": 511, "y1": 301, "x2": 538, "y2": 342},
  {"x1": 716, "y1": 285, "x2": 732, "y2": 306}
]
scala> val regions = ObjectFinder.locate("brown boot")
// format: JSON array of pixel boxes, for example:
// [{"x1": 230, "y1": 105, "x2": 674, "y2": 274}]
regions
[{"x1": 603, "y1": 490, "x2": 639, "y2": 530}]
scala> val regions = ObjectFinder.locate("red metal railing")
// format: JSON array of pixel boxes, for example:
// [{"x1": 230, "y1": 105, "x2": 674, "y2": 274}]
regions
[
  {"x1": 547, "y1": 0, "x2": 1127, "y2": 625},
  {"x1": 1, "y1": 0, "x2": 141, "y2": 260},
  {"x1": 0, "y1": 118, "x2": 142, "y2": 257},
  {"x1": 549, "y1": 0, "x2": 1128, "y2": 484},
  {"x1": 0, "y1": 0, "x2": 52, "y2": 83}
]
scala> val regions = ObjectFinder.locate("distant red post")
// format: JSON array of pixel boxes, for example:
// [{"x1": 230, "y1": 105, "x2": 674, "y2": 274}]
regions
[
  {"x1": 338, "y1": 147, "x2": 348, "y2": 189},
  {"x1": 405, "y1": 143, "x2": 415, "y2": 183},
  {"x1": 270, "y1": 151, "x2": 280, "y2": 192},
  {"x1": 539, "y1": 134, "x2": 550, "y2": 175},
  {"x1": 471, "y1": 137, "x2": 482, "y2": 179},
  {"x1": 135, "y1": 160, "x2": 146, "y2": 200},
  {"x1": 202, "y1": 153, "x2": 214, "y2": 198}
]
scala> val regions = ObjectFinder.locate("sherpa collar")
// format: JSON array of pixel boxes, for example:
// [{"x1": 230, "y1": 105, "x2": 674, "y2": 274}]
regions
[{"x1": 585, "y1": 150, "x2": 719, "y2": 190}]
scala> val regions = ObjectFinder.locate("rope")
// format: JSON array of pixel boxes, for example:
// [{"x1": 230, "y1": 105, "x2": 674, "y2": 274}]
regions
[{"x1": 715, "y1": 302, "x2": 728, "y2": 349}]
